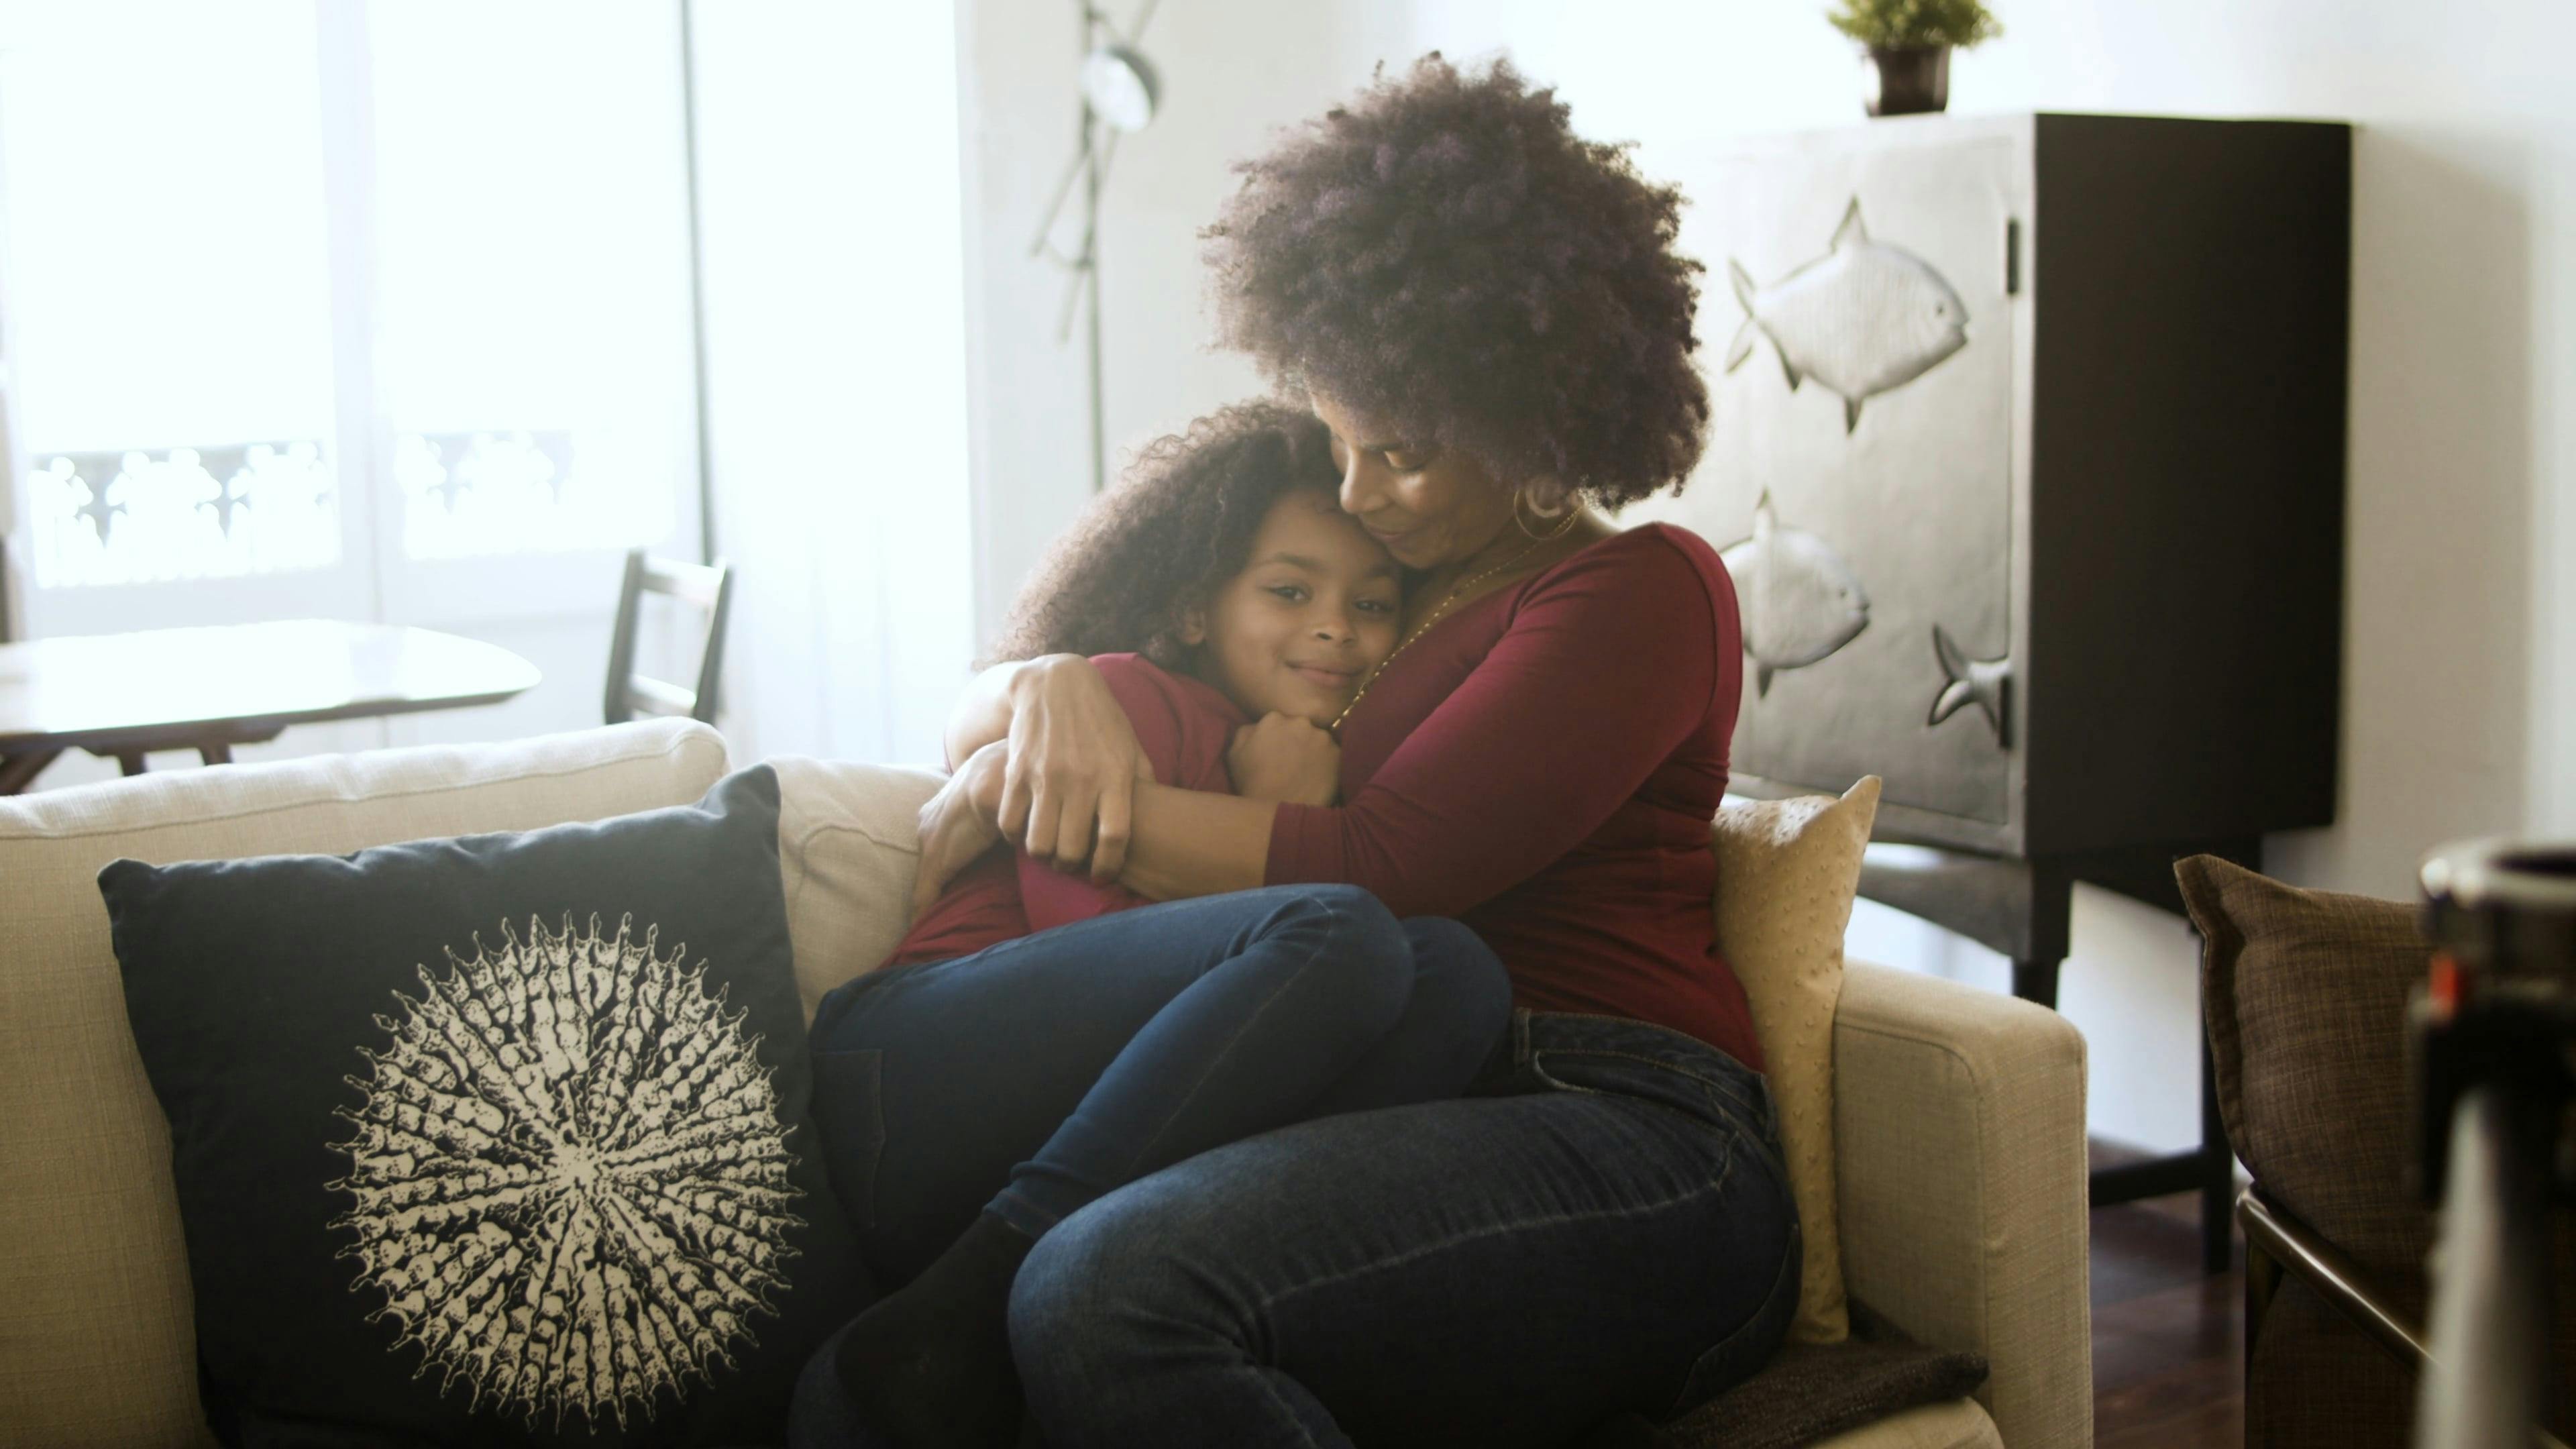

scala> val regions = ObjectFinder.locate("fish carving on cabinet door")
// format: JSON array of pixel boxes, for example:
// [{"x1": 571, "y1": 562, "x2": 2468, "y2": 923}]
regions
[
  {"x1": 1719, "y1": 490, "x2": 1870, "y2": 698},
  {"x1": 1724, "y1": 198, "x2": 1970, "y2": 433},
  {"x1": 1927, "y1": 623, "x2": 2012, "y2": 744}
]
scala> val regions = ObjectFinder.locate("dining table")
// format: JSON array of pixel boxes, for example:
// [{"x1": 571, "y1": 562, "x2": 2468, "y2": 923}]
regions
[{"x1": 0, "y1": 619, "x2": 543, "y2": 794}]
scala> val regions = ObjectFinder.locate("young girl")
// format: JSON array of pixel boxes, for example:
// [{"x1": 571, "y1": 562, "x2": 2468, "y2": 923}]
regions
[{"x1": 800, "y1": 401, "x2": 1512, "y2": 1448}]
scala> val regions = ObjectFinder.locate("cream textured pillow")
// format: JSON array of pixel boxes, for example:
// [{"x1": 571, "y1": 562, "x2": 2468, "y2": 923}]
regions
[
  {"x1": 767, "y1": 755, "x2": 947, "y2": 1022},
  {"x1": 1712, "y1": 775, "x2": 1880, "y2": 1346}
]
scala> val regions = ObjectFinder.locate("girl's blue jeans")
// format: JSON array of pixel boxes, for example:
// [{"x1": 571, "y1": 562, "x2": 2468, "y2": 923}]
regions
[{"x1": 802, "y1": 883, "x2": 1512, "y2": 1289}]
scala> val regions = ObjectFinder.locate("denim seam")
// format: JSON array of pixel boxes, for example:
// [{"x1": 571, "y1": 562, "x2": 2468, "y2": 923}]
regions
[
  {"x1": 1659, "y1": 1217, "x2": 1803, "y2": 1419},
  {"x1": 1536, "y1": 1046, "x2": 1750, "y2": 1102},
  {"x1": 1250, "y1": 1166, "x2": 1741, "y2": 1318},
  {"x1": 1691, "y1": 1077, "x2": 1784, "y2": 1187},
  {"x1": 1248, "y1": 1371, "x2": 1330, "y2": 1449},
  {"x1": 1124, "y1": 893, "x2": 1351, "y2": 1173},
  {"x1": 992, "y1": 1185, "x2": 1066, "y2": 1232}
]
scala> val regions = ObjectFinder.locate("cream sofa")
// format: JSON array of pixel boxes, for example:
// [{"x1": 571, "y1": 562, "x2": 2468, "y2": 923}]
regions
[{"x1": 0, "y1": 720, "x2": 2090, "y2": 1448}]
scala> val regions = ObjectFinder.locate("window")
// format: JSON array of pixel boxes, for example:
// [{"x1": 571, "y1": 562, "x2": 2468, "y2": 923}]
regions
[{"x1": 0, "y1": 0, "x2": 700, "y2": 640}]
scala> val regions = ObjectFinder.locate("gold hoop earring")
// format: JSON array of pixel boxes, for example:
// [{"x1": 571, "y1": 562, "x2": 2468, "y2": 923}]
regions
[{"x1": 1513, "y1": 486, "x2": 1582, "y2": 541}]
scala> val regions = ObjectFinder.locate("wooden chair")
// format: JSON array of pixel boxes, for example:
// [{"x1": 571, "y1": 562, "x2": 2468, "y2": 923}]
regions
[{"x1": 604, "y1": 551, "x2": 733, "y2": 726}]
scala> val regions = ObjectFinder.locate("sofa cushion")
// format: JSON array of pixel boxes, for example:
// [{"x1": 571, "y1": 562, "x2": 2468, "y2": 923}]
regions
[
  {"x1": 1712, "y1": 777, "x2": 1880, "y2": 1346},
  {"x1": 767, "y1": 756, "x2": 945, "y2": 1022},
  {"x1": 99, "y1": 765, "x2": 867, "y2": 1447},
  {"x1": 0, "y1": 719, "x2": 727, "y2": 1448}
]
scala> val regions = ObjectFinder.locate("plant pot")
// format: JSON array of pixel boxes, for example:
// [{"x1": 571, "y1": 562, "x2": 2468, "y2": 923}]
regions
[{"x1": 1864, "y1": 45, "x2": 1951, "y2": 117}]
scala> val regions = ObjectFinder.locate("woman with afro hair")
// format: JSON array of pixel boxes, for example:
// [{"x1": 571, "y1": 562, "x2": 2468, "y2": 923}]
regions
[{"x1": 911, "y1": 53, "x2": 1792, "y2": 1448}]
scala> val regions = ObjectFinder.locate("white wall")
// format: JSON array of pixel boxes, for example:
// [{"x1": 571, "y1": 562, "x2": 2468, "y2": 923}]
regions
[
  {"x1": 957, "y1": 1, "x2": 1409, "y2": 637},
  {"x1": 959, "y1": 0, "x2": 2576, "y2": 1152}
]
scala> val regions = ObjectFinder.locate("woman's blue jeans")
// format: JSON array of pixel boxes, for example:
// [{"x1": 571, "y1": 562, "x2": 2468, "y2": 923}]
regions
[
  {"x1": 1004, "y1": 1010, "x2": 1800, "y2": 1448},
  {"x1": 803, "y1": 883, "x2": 1512, "y2": 1290}
]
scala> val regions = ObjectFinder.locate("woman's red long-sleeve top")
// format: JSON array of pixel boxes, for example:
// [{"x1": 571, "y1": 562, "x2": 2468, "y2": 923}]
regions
[{"x1": 1265, "y1": 523, "x2": 1760, "y2": 1070}]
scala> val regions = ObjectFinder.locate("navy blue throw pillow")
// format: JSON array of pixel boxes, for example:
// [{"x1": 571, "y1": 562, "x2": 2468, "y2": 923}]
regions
[{"x1": 101, "y1": 766, "x2": 867, "y2": 1448}]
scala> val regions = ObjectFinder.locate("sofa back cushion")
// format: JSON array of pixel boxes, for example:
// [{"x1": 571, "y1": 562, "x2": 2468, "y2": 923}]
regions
[
  {"x1": 0, "y1": 720, "x2": 728, "y2": 1449},
  {"x1": 767, "y1": 757, "x2": 945, "y2": 1023}
]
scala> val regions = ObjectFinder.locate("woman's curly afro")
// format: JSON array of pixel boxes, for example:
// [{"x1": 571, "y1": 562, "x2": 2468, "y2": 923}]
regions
[
  {"x1": 1203, "y1": 54, "x2": 1709, "y2": 508},
  {"x1": 984, "y1": 400, "x2": 1339, "y2": 668}
]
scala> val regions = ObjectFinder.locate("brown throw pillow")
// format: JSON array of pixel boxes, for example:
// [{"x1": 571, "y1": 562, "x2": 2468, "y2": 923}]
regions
[
  {"x1": 2175, "y1": 855, "x2": 2430, "y2": 1283},
  {"x1": 2180, "y1": 855, "x2": 2576, "y2": 1448},
  {"x1": 2176, "y1": 855, "x2": 2432, "y2": 1449}
]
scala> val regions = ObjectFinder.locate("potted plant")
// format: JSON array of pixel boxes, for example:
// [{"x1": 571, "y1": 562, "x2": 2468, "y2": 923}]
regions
[{"x1": 1825, "y1": 0, "x2": 2003, "y2": 117}]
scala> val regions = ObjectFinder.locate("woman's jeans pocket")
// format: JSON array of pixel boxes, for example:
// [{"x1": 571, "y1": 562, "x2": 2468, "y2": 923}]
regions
[{"x1": 810, "y1": 1047, "x2": 887, "y2": 1234}]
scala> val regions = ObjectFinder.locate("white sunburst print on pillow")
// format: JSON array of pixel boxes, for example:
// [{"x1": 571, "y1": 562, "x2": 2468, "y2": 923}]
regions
[{"x1": 327, "y1": 912, "x2": 806, "y2": 1430}]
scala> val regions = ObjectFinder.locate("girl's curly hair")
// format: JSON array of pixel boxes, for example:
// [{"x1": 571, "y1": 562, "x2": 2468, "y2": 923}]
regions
[
  {"x1": 984, "y1": 400, "x2": 1340, "y2": 668},
  {"x1": 1202, "y1": 54, "x2": 1708, "y2": 509}
]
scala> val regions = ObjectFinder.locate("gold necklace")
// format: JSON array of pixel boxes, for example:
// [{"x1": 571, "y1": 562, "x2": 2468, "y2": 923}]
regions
[{"x1": 1330, "y1": 509, "x2": 1580, "y2": 733}]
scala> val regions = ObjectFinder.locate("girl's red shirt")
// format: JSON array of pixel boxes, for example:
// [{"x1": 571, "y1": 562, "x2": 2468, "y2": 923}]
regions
[
  {"x1": 1265, "y1": 523, "x2": 1761, "y2": 1070},
  {"x1": 883, "y1": 654, "x2": 1247, "y2": 969}
]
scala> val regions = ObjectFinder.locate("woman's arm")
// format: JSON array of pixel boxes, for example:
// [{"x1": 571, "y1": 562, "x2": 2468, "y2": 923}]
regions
[
  {"x1": 1118, "y1": 782, "x2": 1277, "y2": 900},
  {"x1": 942, "y1": 653, "x2": 1150, "y2": 881},
  {"x1": 941, "y1": 659, "x2": 1028, "y2": 770}
]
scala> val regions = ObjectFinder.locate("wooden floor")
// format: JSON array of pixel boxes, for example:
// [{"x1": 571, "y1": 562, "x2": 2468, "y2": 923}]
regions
[{"x1": 2090, "y1": 1181, "x2": 2245, "y2": 1448}]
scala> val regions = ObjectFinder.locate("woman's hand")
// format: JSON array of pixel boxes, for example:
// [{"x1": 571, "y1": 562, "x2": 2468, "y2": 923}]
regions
[
  {"x1": 1228, "y1": 713, "x2": 1342, "y2": 806},
  {"x1": 1000, "y1": 654, "x2": 1150, "y2": 882},
  {"x1": 912, "y1": 739, "x2": 1010, "y2": 920}
]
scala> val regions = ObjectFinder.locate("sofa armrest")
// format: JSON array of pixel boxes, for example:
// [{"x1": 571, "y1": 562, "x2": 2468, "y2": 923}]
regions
[{"x1": 1833, "y1": 962, "x2": 2092, "y2": 1449}]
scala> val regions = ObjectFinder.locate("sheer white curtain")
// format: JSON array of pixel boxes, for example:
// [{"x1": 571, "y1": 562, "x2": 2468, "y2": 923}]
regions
[{"x1": 688, "y1": 0, "x2": 976, "y2": 768}]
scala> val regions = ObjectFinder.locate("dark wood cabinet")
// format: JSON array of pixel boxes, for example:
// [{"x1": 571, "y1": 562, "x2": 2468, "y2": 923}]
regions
[
  {"x1": 1633, "y1": 113, "x2": 2351, "y2": 1269},
  {"x1": 1634, "y1": 111, "x2": 2350, "y2": 859}
]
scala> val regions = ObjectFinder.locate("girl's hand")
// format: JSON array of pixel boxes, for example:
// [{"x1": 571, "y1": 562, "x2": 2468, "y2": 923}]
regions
[
  {"x1": 912, "y1": 740, "x2": 1010, "y2": 920},
  {"x1": 1228, "y1": 713, "x2": 1342, "y2": 806},
  {"x1": 1001, "y1": 654, "x2": 1149, "y2": 882}
]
